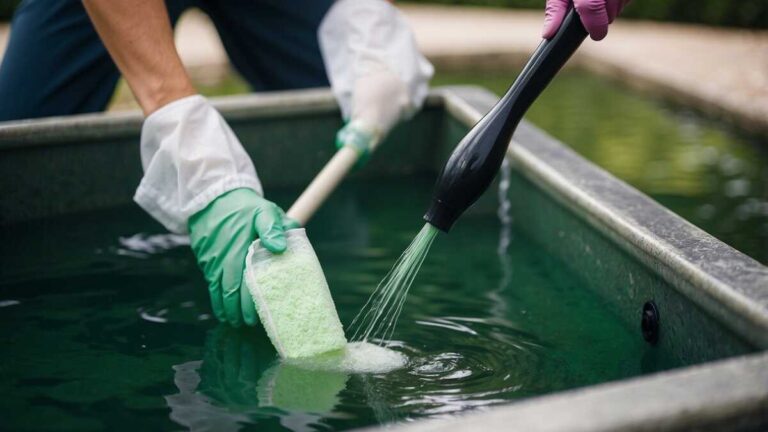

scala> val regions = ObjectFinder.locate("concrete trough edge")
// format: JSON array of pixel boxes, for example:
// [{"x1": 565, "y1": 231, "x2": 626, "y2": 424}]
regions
[
  {"x1": 0, "y1": 88, "x2": 446, "y2": 148},
  {"x1": 0, "y1": 89, "x2": 338, "y2": 147},
  {"x1": 369, "y1": 351, "x2": 768, "y2": 432},
  {"x1": 440, "y1": 86, "x2": 768, "y2": 349}
]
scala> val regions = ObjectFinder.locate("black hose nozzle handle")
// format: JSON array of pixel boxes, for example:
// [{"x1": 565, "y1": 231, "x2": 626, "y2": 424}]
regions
[{"x1": 424, "y1": 7, "x2": 588, "y2": 232}]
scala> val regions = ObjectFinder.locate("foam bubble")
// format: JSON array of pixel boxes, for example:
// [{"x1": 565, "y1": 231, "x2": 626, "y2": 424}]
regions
[{"x1": 287, "y1": 342, "x2": 407, "y2": 374}]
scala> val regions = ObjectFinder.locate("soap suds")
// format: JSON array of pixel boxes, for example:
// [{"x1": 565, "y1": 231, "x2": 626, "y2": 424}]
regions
[{"x1": 287, "y1": 342, "x2": 407, "y2": 374}]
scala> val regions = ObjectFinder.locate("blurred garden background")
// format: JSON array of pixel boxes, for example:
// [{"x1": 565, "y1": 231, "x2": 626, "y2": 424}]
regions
[
  {"x1": 2, "y1": 0, "x2": 768, "y2": 27},
  {"x1": 0, "y1": 0, "x2": 766, "y2": 263}
]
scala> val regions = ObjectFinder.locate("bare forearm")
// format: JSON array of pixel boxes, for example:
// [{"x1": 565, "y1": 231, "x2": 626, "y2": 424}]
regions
[{"x1": 82, "y1": 0, "x2": 195, "y2": 115}]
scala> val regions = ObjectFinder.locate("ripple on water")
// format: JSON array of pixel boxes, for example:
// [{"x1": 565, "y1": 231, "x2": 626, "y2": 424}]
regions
[
  {"x1": 137, "y1": 301, "x2": 212, "y2": 324},
  {"x1": 354, "y1": 316, "x2": 564, "y2": 418}
]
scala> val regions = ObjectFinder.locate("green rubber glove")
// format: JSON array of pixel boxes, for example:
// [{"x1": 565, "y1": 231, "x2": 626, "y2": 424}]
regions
[{"x1": 189, "y1": 188, "x2": 300, "y2": 327}]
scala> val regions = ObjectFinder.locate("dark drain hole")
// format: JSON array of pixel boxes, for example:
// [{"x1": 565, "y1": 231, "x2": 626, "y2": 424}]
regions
[{"x1": 641, "y1": 301, "x2": 660, "y2": 345}]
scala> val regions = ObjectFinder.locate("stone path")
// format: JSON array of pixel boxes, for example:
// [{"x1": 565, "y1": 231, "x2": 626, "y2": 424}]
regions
[{"x1": 0, "y1": 5, "x2": 765, "y2": 133}]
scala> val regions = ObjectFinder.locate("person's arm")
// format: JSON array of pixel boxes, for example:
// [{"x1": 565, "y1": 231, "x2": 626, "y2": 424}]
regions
[
  {"x1": 319, "y1": 0, "x2": 433, "y2": 159},
  {"x1": 82, "y1": 0, "x2": 194, "y2": 114},
  {"x1": 83, "y1": 1, "x2": 292, "y2": 328}
]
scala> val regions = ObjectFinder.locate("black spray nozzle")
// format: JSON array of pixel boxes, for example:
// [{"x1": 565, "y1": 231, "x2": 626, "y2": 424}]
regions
[{"x1": 424, "y1": 7, "x2": 587, "y2": 232}]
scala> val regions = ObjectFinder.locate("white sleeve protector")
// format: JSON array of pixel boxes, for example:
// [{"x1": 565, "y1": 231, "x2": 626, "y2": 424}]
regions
[
  {"x1": 319, "y1": 0, "x2": 433, "y2": 135},
  {"x1": 134, "y1": 95, "x2": 263, "y2": 234}
]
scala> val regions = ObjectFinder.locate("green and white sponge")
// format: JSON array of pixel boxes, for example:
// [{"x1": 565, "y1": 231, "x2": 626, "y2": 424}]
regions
[{"x1": 244, "y1": 229, "x2": 347, "y2": 359}]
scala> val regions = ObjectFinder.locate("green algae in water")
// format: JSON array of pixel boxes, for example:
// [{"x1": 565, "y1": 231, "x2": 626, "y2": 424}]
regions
[{"x1": 0, "y1": 177, "x2": 695, "y2": 431}]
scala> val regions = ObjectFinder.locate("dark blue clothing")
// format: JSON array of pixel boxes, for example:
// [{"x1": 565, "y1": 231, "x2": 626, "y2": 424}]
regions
[{"x1": 0, "y1": 0, "x2": 333, "y2": 121}]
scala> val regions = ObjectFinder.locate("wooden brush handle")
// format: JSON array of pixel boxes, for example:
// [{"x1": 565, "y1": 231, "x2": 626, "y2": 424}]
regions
[{"x1": 286, "y1": 146, "x2": 360, "y2": 226}]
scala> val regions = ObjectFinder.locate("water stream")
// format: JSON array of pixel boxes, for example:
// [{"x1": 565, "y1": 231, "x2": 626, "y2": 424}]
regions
[{"x1": 348, "y1": 223, "x2": 439, "y2": 345}]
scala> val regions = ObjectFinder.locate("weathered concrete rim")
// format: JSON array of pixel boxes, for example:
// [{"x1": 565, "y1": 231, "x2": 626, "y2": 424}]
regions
[
  {"x1": 439, "y1": 86, "x2": 768, "y2": 349},
  {"x1": 369, "y1": 351, "x2": 768, "y2": 432},
  {"x1": 0, "y1": 89, "x2": 335, "y2": 147},
  {"x1": 0, "y1": 88, "x2": 446, "y2": 149}
]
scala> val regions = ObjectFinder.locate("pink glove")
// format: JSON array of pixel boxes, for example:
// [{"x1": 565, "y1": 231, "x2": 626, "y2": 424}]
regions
[{"x1": 542, "y1": 0, "x2": 630, "y2": 41}]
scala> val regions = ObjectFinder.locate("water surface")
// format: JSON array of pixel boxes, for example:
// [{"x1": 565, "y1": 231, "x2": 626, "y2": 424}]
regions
[{"x1": 1, "y1": 177, "x2": 681, "y2": 431}]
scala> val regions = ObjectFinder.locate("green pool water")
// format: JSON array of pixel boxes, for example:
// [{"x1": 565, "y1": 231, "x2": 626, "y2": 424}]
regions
[
  {"x1": 434, "y1": 71, "x2": 768, "y2": 264},
  {"x1": 1, "y1": 177, "x2": 685, "y2": 431}
]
